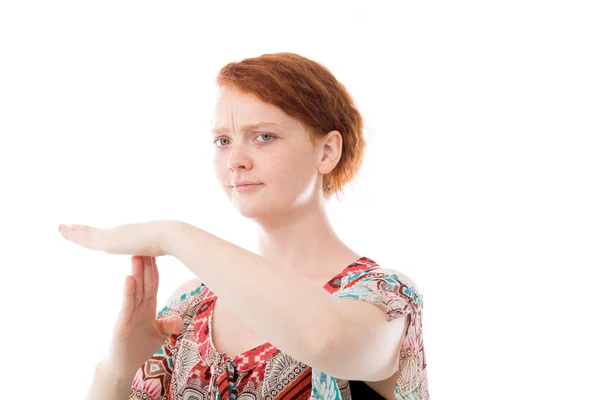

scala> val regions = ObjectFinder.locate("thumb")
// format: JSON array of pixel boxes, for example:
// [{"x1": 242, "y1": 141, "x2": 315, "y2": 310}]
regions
[{"x1": 155, "y1": 315, "x2": 184, "y2": 337}]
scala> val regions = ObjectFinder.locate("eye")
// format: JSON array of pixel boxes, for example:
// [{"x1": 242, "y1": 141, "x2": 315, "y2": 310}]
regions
[
  {"x1": 257, "y1": 133, "x2": 275, "y2": 142},
  {"x1": 214, "y1": 138, "x2": 230, "y2": 147}
]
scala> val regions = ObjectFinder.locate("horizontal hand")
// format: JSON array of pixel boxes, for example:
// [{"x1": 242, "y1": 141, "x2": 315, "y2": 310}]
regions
[{"x1": 58, "y1": 220, "x2": 175, "y2": 257}]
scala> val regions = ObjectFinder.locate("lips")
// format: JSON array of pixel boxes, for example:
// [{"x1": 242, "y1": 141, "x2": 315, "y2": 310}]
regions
[
  {"x1": 232, "y1": 182, "x2": 262, "y2": 187},
  {"x1": 232, "y1": 183, "x2": 263, "y2": 193}
]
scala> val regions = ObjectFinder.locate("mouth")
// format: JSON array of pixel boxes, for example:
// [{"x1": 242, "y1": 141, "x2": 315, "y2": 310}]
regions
[{"x1": 232, "y1": 183, "x2": 263, "y2": 193}]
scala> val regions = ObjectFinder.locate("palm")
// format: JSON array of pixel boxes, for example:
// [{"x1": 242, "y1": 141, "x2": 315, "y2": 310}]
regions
[{"x1": 108, "y1": 256, "x2": 183, "y2": 377}]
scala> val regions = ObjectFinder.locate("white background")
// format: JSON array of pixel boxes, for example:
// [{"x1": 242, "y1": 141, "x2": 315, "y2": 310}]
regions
[{"x1": 1, "y1": 1, "x2": 598, "y2": 398}]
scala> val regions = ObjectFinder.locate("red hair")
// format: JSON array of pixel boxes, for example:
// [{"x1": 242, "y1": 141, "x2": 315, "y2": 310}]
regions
[{"x1": 216, "y1": 52, "x2": 366, "y2": 199}]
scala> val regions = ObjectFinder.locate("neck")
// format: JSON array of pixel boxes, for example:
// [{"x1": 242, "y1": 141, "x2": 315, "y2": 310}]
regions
[{"x1": 254, "y1": 195, "x2": 360, "y2": 279}]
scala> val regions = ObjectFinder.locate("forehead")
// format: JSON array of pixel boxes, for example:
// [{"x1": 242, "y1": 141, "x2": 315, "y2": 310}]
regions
[{"x1": 212, "y1": 86, "x2": 286, "y2": 124}]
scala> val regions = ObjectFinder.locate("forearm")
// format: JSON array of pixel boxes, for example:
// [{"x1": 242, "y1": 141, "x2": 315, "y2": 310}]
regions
[
  {"x1": 87, "y1": 359, "x2": 133, "y2": 400},
  {"x1": 163, "y1": 221, "x2": 341, "y2": 367}
]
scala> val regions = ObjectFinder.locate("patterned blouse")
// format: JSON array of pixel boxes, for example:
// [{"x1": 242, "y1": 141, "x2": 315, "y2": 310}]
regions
[{"x1": 129, "y1": 257, "x2": 429, "y2": 399}]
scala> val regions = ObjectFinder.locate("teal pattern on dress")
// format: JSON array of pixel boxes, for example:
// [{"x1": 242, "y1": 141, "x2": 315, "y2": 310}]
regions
[
  {"x1": 310, "y1": 269, "x2": 427, "y2": 400},
  {"x1": 157, "y1": 285, "x2": 203, "y2": 318}
]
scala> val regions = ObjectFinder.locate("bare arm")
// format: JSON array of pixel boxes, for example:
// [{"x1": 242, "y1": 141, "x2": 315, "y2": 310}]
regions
[{"x1": 163, "y1": 221, "x2": 407, "y2": 381}]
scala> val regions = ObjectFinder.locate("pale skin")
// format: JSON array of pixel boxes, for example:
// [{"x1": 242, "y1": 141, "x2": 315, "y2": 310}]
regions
[{"x1": 61, "y1": 86, "x2": 410, "y2": 399}]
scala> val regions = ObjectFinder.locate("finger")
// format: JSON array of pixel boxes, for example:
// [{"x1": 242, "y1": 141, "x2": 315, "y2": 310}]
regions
[
  {"x1": 152, "y1": 257, "x2": 158, "y2": 296},
  {"x1": 69, "y1": 229, "x2": 91, "y2": 247},
  {"x1": 117, "y1": 275, "x2": 136, "y2": 325},
  {"x1": 155, "y1": 315, "x2": 184, "y2": 337},
  {"x1": 72, "y1": 224, "x2": 89, "y2": 229},
  {"x1": 143, "y1": 256, "x2": 155, "y2": 301},
  {"x1": 146, "y1": 257, "x2": 159, "y2": 311},
  {"x1": 131, "y1": 256, "x2": 144, "y2": 307}
]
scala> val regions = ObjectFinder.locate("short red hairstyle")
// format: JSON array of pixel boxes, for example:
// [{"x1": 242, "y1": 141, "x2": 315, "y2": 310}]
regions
[{"x1": 216, "y1": 52, "x2": 366, "y2": 199}]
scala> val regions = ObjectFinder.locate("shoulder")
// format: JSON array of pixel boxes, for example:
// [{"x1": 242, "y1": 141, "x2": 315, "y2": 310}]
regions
[
  {"x1": 373, "y1": 267, "x2": 424, "y2": 310},
  {"x1": 336, "y1": 266, "x2": 424, "y2": 315},
  {"x1": 372, "y1": 267, "x2": 421, "y2": 293},
  {"x1": 341, "y1": 264, "x2": 421, "y2": 294},
  {"x1": 157, "y1": 278, "x2": 205, "y2": 318},
  {"x1": 164, "y1": 278, "x2": 204, "y2": 305}
]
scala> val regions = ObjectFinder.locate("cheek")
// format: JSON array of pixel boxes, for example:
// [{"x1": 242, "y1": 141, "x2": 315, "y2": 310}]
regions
[
  {"x1": 275, "y1": 153, "x2": 317, "y2": 186},
  {"x1": 213, "y1": 156, "x2": 228, "y2": 180}
]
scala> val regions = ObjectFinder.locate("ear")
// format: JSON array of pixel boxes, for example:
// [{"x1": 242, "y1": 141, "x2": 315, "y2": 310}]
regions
[{"x1": 317, "y1": 130, "x2": 343, "y2": 175}]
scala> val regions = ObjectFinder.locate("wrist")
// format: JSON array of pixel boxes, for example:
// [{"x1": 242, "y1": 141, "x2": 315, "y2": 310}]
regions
[
  {"x1": 161, "y1": 220, "x2": 186, "y2": 257},
  {"x1": 87, "y1": 359, "x2": 135, "y2": 400},
  {"x1": 96, "y1": 357, "x2": 137, "y2": 383}
]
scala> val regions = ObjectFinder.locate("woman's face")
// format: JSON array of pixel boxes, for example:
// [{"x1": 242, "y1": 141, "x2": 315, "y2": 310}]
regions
[{"x1": 211, "y1": 85, "x2": 324, "y2": 220}]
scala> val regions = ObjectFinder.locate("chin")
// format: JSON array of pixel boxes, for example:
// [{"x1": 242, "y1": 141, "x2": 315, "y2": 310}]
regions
[
  {"x1": 228, "y1": 196, "x2": 261, "y2": 218},
  {"x1": 231, "y1": 198, "x2": 286, "y2": 221},
  {"x1": 234, "y1": 204, "x2": 259, "y2": 218},
  {"x1": 236, "y1": 208, "x2": 273, "y2": 222}
]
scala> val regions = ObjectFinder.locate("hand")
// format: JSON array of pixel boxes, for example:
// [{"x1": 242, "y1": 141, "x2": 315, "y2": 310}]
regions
[
  {"x1": 58, "y1": 220, "x2": 174, "y2": 257},
  {"x1": 107, "y1": 256, "x2": 184, "y2": 378}
]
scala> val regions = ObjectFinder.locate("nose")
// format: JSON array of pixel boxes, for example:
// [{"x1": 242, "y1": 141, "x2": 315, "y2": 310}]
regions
[{"x1": 227, "y1": 142, "x2": 253, "y2": 171}]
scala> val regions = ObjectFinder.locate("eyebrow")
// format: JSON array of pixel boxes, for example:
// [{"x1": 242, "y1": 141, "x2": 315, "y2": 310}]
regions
[{"x1": 210, "y1": 122, "x2": 281, "y2": 135}]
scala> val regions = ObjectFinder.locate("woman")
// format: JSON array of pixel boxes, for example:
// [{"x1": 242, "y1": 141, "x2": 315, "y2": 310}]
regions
[{"x1": 59, "y1": 52, "x2": 428, "y2": 399}]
